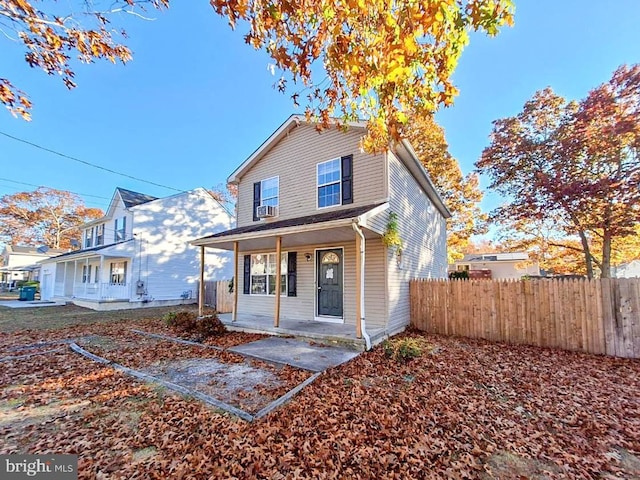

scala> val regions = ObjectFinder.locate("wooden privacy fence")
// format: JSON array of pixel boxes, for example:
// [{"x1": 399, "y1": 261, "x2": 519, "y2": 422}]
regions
[
  {"x1": 198, "y1": 280, "x2": 233, "y2": 313},
  {"x1": 410, "y1": 278, "x2": 640, "y2": 358}
]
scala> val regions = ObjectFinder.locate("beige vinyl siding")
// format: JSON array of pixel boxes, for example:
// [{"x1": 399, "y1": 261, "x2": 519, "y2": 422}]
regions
[
  {"x1": 236, "y1": 124, "x2": 386, "y2": 227},
  {"x1": 236, "y1": 238, "x2": 387, "y2": 329},
  {"x1": 386, "y1": 151, "x2": 448, "y2": 332}
]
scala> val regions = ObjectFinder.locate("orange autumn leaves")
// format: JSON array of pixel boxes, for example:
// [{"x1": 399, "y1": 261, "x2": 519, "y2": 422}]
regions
[
  {"x1": 211, "y1": 0, "x2": 514, "y2": 151},
  {"x1": 2, "y1": 0, "x2": 513, "y2": 152},
  {"x1": 0, "y1": 0, "x2": 168, "y2": 120}
]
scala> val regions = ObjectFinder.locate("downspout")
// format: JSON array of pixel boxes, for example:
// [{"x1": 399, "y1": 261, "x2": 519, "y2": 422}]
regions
[{"x1": 352, "y1": 221, "x2": 372, "y2": 351}]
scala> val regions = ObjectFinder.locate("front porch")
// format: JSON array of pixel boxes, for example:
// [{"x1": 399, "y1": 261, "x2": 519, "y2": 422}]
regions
[
  {"x1": 218, "y1": 312, "x2": 389, "y2": 350},
  {"x1": 193, "y1": 203, "x2": 391, "y2": 350},
  {"x1": 44, "y1": 244, "x2": 135, "y2": 303}
]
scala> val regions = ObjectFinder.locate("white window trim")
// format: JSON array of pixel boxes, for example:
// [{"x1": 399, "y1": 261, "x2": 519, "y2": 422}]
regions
[
  {"x1": 84, "y1": 227, "x2": 93, "y2": 248},
  {"x1": 316, "y1": 158, "x2": 342, "y2": 210},
  {"x1": 95, "y1": 224, "x2": 104, "y2": 246},
  {"x1": 260, "y1": 176, "x2": 280, "y2": 208},
  {"x1": 249, "y1": 252, "x2": 288, "y2": 297},
  {"x1": 109, "y1": 261, "x2": 127, "y2": 285}
]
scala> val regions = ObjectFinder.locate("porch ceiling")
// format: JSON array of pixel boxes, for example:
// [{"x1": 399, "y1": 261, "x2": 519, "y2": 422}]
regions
[
  {"x1": 198, "y1": 222, "x2": 381, "y2": 251},
  {"x1": 49, "y1": 251, "x2": 132, "y2": 263}
]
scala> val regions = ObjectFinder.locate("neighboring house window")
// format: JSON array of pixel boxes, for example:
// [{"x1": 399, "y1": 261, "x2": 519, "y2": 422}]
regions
[
  {"x1": 114, "y1": 217, "x2": 126, "y2": 242},
  {"x1": 249, "y1": 253, "x2": 287, "y2": 295},
  {"x1": 317, "y1": 155, "x2": 353, "y2": 208},
  {"x1": 457, "y1": 264, "x2": 470, "y2": 272},
  {"x1": 84, "y1": 227, "x2": 93, "y2": 248},
  {"x1": 95, "y1": 224, "x2": 104, "y2": 246},
  {"x1": 109, "y1": 261, "x2": 127, "y2": 285},
  {"x1": 252, "y1": 177, "x2": 279, "y2": 220},
  {"x1": 82, "y1": 265, "x2": 92, "y2": 283},
  {"x1": 94, "y1": 266, "x2": 100, "y2": 283}
]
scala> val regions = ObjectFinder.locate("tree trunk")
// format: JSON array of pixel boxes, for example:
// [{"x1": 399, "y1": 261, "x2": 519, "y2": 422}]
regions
[
  {"x1": 601, "y1": 230, "x2": 612, "y2": 278},
  {"x1": 578, "y1": 230, "x2": 594, "y2": 279}
]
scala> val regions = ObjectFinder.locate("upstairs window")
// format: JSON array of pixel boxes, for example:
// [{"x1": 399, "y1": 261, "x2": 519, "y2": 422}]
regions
[
  {"x1": 261, "y1": 177, "x2": 279, "y2": 208},
  {"x1": 114, "y1": 217, "x2": 126, "y2": 242},
  {"x1": 84, "y1": 227, "x2": 93, "y2": 248},
  {"x1": 95, "y1": 224, "x2": 104, "y2": 246},
  {"x1": 317, "y1": 155, "x2": 353, "y2": 209},
  {"x1": 253, "y1": 177, "x2": 279, "y2": 220},
  {"x1": 317, "y1": 159, "x2": 341, "y2": 208}
]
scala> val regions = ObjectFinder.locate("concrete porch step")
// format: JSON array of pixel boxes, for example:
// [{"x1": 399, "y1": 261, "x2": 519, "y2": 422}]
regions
[{"x1": 218, "y1": 313, "x2": 390, "y2": 351}]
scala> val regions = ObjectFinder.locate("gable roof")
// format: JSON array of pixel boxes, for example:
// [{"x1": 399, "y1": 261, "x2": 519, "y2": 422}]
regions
[
  {"x1": 227, "y1": 114, "x2": 367, "y2": 184},
  {"x1": 116, "y1": 188, "x2": 158, "y2": 208},
  {"x1": 226, "y1": 114, "x2": 451, "y2": 219}
]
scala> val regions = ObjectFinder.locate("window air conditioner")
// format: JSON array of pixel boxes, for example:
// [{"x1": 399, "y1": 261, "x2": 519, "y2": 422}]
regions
[{"x1": 256, "y1": 205, "x2": 278, "y2": 218}]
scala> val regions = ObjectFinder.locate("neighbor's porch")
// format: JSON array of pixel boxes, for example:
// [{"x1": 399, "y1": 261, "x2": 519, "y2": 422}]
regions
[{"x1": 53, "y1": 254, "x2": 133, "y2": 302}]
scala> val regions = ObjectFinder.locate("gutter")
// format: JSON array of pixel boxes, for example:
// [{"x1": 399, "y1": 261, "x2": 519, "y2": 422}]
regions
[{"x1": 352, "y1": 221, "x2": 372, "y2": 351}]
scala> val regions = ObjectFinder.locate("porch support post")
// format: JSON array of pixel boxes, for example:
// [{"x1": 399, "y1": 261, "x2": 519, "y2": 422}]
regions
[
  {"x1": 199, "y1": 246, "x2": 205, "y2": 317},
  {"x1": 84, "y1": 258, "x2": 89, "y2": 296},
  {"x1": 73, "y1": 260, "x2": 78, "y2": 297},
  {"x1": 99, "y1": 256, "x2": 105, "y2": 300},
  {"x1": 232, "y1": 241, "x2": 239, "y2": 322},
  {"x1": 274, "y1": 236, "x2": 282, "y2": 328},
  {"x1": 355, "y1": 230, "x2": 363, "y2": 339}
]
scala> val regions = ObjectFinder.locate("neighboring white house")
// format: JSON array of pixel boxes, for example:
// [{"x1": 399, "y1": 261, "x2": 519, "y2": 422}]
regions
[
  {"x1": 0, "y1": 245, "x2": 67, "y2": 289},
  {"x1": 450, "y1": 252, "x2": 540, "y2": 280},
  {"x1": 613, "y1": 260, "x2": 640, "y2": 278},
  {"x1": 39, "y1": 187, "x2": 234, "y2": 310}
]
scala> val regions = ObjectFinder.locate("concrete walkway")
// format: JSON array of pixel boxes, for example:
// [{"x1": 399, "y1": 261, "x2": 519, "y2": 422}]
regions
[
  {"x1": 228, "y1": 337, "x2": 360, "y2": 372},
  {"x1": 0, "y1": 300, "x2": 67, "y2": 309}
]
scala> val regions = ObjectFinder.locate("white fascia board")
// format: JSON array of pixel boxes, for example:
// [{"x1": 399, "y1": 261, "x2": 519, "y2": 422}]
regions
[{"x1": 396, "y1": 140, "x2": 452, "y2": 219}]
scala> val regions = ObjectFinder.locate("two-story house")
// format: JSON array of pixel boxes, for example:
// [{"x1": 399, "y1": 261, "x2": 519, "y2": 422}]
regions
[
  {"x1": 39, "y1": 187, "x2": 233, "y2": 310},
  {"x1": 192, "y1": 115, "x2": 450, "y2": 348}
]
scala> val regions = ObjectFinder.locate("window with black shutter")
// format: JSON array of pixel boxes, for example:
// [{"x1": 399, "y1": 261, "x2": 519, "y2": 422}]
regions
[
  {"x1": 252, "y1": 182, "x2": 261, "y2": 221},
  {"x1": 341, "y1": 154, "x2": 353, "y2": 205},
  {"x1": 287, "y1": 252, "x2": 297, "y2": 297},
  {"x1": 243, "y1": 255, "x2": 251, "y2": 294}
]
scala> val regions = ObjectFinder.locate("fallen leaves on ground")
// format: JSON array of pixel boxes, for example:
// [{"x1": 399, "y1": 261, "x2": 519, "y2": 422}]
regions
[{"x1": 1, "y1": 316, "x2": 639, "y2": 478}]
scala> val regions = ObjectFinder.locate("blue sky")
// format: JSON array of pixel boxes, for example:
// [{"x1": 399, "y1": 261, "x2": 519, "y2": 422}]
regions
[{"x1": 0, "y1": 0, "x2": 639, "y2": 215}]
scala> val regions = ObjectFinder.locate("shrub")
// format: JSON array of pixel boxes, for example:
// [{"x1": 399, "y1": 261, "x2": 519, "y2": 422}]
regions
[
  {"x1": 449, "y1": 270, "x2": 468, "y2": 280},
  {"x1": 163, "y1": 310, "x2": 226, "y2": 341},
  {"x1": 162, "y1": 311, "x2": 178, "y2": 325},
  {"x1": 383, "y1": 337, "x2": 426, "y2": 363}
]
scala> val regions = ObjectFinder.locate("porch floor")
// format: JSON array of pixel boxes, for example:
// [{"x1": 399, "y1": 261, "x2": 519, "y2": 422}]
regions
[{"x1": 218, "y1": 313, "x2": 387, "y2": 350}]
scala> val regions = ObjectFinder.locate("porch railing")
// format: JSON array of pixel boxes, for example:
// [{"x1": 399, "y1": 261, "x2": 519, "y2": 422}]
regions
[{"x1": 71, "y1": 282, "x2": 130, "y2": 301}]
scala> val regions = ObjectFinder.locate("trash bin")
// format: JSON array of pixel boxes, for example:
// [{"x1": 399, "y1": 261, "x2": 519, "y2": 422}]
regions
[{"x1": 19, "y1": 286, "x2": 36, "y2": 301}]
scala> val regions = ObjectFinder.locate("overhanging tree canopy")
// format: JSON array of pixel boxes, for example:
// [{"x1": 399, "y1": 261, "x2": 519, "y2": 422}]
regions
[{"x1": 1, "y1": 0, "x2": 514, "y2": 150}]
